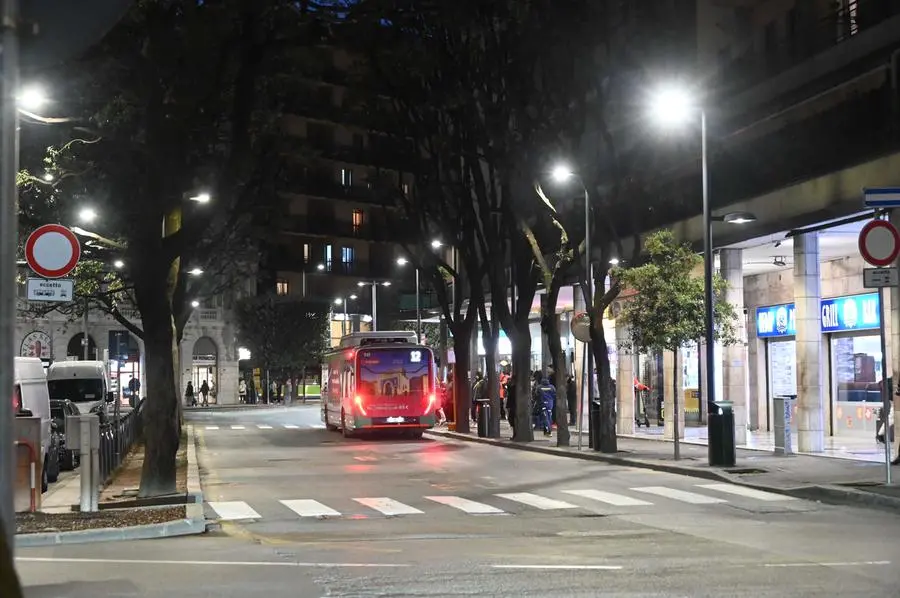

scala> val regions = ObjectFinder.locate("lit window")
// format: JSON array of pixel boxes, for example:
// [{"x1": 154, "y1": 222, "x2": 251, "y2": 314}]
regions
[
  {"x1": 341, "y1": 168, "x2": 353, "y2": 187},
  {"x1": 352, "y1": 209, "x2": 364, "y2": 234},
  {"x1": 303, "y1": 243, "x2": 311, "y2": 263},
  {"x1": 402, "y1": 183, "x2": 410, "y2": 196},
  {"x1": 341, "y1": 247, "x2": 355, "y2": 270},
  {"x1": 325, "y1": 245, "x2": 333, "y2": 271},
  {"x1": 276, "y1": 279, "x2": 289, "y2": 296}
]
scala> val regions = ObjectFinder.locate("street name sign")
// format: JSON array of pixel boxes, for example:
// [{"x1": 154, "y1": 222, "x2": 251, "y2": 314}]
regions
[
  {"x1": 24, "y1": 224, "x2": 81, "y2": 279},
  {"x1": 26, "y1": 278, "x2": 74, "y2": 302},
  {"x1": 858, "y1": 219, "x2": 900, "y2": 267},
  {"x1": 863, "y1": 187, "x2": 900, "y2": 209},
  {"x1": 863, "y1": 268, "x2": 899, "y2": 288}
]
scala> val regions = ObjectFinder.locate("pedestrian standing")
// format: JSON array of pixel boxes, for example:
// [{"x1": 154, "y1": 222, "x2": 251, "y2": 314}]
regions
[
  {"x1": 285, "y1": 378, "x2": 293, "y2": 406},
  {"x1": 200, "y1": 380, "x2": 210, "y2": 407},
  {"x1": 185, "y1": 381, "x2": 195, "y2": 407},
  {"x1": 566, "y1": 375, "x2": 577, "y2": 426},
  {"x1": 239, "y1": 379, "x2": 247, "y2": 404},
  {"x1": 507, "y1": 374, "x2": 518, "y2": 438}
]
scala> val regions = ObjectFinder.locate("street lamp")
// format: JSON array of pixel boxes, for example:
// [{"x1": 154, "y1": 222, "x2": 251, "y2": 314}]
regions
[
  {"x1": 42, "y1": 172, "x2": 53, "y2": 182},
  {"x1": 190, "y1": 300, "x2": 200, "y2": 308},
  {"x1": 609, "y1": 257, "x2": 620, "y2": 266},
  {"x1": 649, "y1": 83, "x2": 756, "y2": 465},
  {"x1": 357, "y1": 281, "x2": 391, "y2": 330},
  {"x1": 396, "y1": 257, "x2": 421, "y2": 343},
  {"x1": 187, "y1": 267, "x2": 203, "y2": 276},
  {"x1": 548, "y1": 162, "x2": 593, "y2": 451},
  {"x1": 17, "y1": 85, "x2": 48, "y2": 111},
  {"x1": 78, "y1": 207, "x2": 98, "y2": 224},
  {"x1": 430, "y1": 239, "x2": 443, "y2": 249},
  {"x1": 113, "y1": 260, "x2": 125, "y2": 269},
  {"x1": 189, "y1": 192, "x2": 211, "y2": 204},
  {"x1": 317, "y1": 263, "x2": 325, "y2": 271}
]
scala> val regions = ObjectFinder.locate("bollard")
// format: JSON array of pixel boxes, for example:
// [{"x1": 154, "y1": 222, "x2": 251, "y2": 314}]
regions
[{"x1": 477, "y1": 401, "x2": 490, "y2": 438}]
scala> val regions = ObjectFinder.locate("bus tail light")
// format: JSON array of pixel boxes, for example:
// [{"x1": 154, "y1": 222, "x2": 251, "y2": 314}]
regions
[
  {"x1": 424, "y1": 393, "x2": 437, "y2": 414},
  {"x1": 354, "y1": 395, "x2": 367, "y2": 416}
]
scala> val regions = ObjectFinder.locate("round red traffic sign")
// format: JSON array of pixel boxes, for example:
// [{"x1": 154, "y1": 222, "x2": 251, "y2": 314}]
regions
[
  {"x1": 858, "y1": 219, "x2": 900, "y2": 267},
  {"x1": 24, "y1": 224, "x2": 81, "y2": 279}
]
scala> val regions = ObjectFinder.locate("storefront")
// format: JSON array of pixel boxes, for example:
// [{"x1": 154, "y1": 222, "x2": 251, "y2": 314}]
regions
[
  {"x1": 756, "y1": 293, "x2": 883, "y2": 437},
  {"x1": 822, "y1": 293, "x2": 882, "y2": 437},
  {"x1": 756, "y1": 302, "x2": 797, "y2": 432}
]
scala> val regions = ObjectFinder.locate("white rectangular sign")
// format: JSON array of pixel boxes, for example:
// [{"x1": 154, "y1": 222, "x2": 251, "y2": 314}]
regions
[
  {"x1": 864, "y1": 187, "x2": 900, "y2": 208},
  {"x1": 26, "y1": 278, "x2": 74, "y2": 302},
  {"x1": 863, "y1": 268, "x2": 899, "y2": 288}
]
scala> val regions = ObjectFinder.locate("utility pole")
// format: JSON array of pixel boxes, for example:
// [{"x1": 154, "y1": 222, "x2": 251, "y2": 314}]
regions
[
  {"x1": 0, "y1": 0, "x2": 20, "y2": 553},
  {"x1": 83, "y1": 297, "x2": 90, "y2": 359}
]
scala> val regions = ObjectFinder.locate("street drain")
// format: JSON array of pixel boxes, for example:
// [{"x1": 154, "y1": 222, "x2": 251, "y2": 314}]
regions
[{"x1": 725, "y1": 467, "x2": 767, "y2": 474}]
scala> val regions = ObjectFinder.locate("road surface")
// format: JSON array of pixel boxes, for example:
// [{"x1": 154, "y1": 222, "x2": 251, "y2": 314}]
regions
[{"x1": 17, "y1": 404, "x2": 900, "y2": 597}]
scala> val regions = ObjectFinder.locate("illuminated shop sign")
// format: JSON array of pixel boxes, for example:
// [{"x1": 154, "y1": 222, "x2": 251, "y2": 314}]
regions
[{"x1": 756, "y1": 293, "x2": 880, "y2": 337}]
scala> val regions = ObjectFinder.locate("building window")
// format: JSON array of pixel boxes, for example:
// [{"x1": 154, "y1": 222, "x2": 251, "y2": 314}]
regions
[
  {"x1": 401, "y1": 183, "x2": 410, "y2": 196},
  {"x1": 276, "y1": 279, "x2": 289, "y2": 296},
  {"x1": 325, "y1": 244, "x2": 333, "y2": 271},
  {"x1": 341, "y1": 247, "x2": 355, "y2": 273},
  {"x1": 303, "y1": 243, "x2": 311, "y2": 263},
  {"x1": 341, "y1": 168, "x2": 353, "y2": 187},
  {"x1": 352, "y1": 209, "x2": 364, "y2": 234}
]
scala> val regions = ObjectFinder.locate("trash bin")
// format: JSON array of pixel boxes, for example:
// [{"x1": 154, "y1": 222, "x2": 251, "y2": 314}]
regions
[
  {"x1": 477, "y1": 401, "x2": 491, "y2": 438},
  {"x1": 589, "y1": 399, "x2": 602, "y2": 451},
  {"x1": 708, "y1": 400, "x2": 736, "y2": 467},
  {"x1": 773, "y1": 395, "x2": 794, "y2": 456}
]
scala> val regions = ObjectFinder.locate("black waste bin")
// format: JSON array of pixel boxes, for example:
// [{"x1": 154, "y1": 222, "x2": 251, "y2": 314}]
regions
[
  {"x1": 589, "y1": 399, "x2": 602, "y2": 451},
  {"x1": 708, "y1": 400, "x2": 736, "y2": 467},
  {"x1": 477, "y1": 401, "x2": 491, "y2": 438}
]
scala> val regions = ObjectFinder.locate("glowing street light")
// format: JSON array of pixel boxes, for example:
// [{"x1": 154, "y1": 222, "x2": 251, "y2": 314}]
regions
[
  {"x1": 550, "y1": 164, "x2": 573, "y2": 184},
  {"x1": 334, "y1": 297, "x2": 343, "y2": 305},
  {"x1": 396, "y1": 257, "x2": 409, "y2": 266},
  {"x1": 42, "y1": 172, "x2": 53, "y2": 182},
  {"x1": 17, "y1": 85, "x2": 48, "y2": 111},
  {"x1": 189, "y1": 192, "x2": 211, "y2": 204},
  {"x1": 350, "y1": 294, "x2": 358, "y2": 300},
  {"x1": 113, "y1": 260, "x2": 125, "y2": 269},
  {"x1": 648, "y1": 85, "x2": 695, "y2": 128},
  {"x1": 430, "y1": 239, "x2": 442, "y2": 249},
  {"x1": 78, "y1": 207, "x2": 98, "y2": 224},
  {"x1": 317, "y1": 263, "x2": 326, "y2": 271},
  {"x1": 187, "y1": 267, "x2": 203, "y2": 276},
  {"x1": 609, "y1": 257, "x2": 620, "y2": 266},
  {"x1": 190, "y1": 300, "x2": 200, "y2": 308}
]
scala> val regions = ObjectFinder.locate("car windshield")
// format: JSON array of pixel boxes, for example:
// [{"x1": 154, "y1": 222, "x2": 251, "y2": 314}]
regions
[
  {"x1": 48, "y1": 379, "x2": 104, "y2": 403},
  {"x1": 356, "y1": 348, "x2": 431, "y2": 396}
]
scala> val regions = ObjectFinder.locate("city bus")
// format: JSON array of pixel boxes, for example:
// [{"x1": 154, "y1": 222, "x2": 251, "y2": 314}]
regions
[{"x1": 322, "y1": 331, "x2": 438, "y2": 438}]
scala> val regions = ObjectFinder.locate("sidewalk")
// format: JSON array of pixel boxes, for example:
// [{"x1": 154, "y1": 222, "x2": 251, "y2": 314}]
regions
[
  {"x1": 183, "y1": 397, "x2": 320, "y2": 411},
  {"x1": 427, "y1": 420, "x2": 900, "y2": 512}
]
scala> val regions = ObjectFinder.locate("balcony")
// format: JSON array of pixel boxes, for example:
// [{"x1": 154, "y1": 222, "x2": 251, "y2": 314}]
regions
[
  {"x1": 283, "y1": 135, "x2": 421, "y2": 173},
  {"x1": 278, "y1": 173, "x2": 387, "y2": 205},
  {"x1": 717, "y1": 0, "x2": 900, "y2": 101}
]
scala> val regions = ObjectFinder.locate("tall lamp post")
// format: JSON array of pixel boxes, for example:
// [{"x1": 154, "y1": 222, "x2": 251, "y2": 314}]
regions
[
  {"x1": 648, "y1": 84, "x2": 756, "y2": 465},
  {"x1": 358, "y1": 280, "x2": 391, "y2": 330},
  {"x1": 546, "y1": 166, "x2": 594, "y2": 451},
  {"x1": 396, "y1": 257, "x2": 421, "y2": 343}
]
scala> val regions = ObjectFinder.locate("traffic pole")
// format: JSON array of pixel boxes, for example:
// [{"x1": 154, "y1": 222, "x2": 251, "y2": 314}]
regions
[{"x1": 0, "y1": 0, "x2": 20, "y2": 552}]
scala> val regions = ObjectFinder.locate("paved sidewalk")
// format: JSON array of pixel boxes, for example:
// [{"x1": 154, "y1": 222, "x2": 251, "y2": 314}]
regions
[{"x1": 428, "y1": 420, "x2": 900, "y2": 512}]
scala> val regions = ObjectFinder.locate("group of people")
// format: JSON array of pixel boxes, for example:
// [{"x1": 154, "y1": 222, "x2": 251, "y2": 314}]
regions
[{"x1": 184, "y1": 380, "x2": 211, "y2": 407}]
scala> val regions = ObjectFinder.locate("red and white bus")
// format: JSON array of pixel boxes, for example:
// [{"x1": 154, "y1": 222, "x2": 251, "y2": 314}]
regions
[{"x1": 322, "y1": 331, "x2": 438, "y2": 438}]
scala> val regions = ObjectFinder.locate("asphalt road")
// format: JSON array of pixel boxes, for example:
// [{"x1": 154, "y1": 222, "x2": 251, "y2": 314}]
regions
[{"x1": 16, "y1": 404, "x2": 900, "y2": 597}]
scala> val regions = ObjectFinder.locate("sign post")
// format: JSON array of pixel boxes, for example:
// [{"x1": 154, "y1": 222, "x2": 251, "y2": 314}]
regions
[{"x1": 859, "y1": 216, "x2": 900, "y2": 485}]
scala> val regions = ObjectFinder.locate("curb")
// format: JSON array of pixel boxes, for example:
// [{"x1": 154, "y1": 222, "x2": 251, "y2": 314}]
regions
[
  {"x1": 183, "y1": 401, "x2": 319, "y2": 412},
  {"x1": 16, "y1": 426, "x2": 207, "y2": 548},
  {"x1": 425, "y1": 429, "x2": 900, "y2": 514}
]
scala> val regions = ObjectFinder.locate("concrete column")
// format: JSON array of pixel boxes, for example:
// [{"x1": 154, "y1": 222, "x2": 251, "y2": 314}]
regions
[
  {"x1": 663, "y1": 349, "x2": 684, "y2": 440},
  {"x1": 720, "y1": 248, "x2": 748, "y2": 445},
  {"x1": 794, "y1": 232, "x2": 824, "y2": 452},
  {"x1": 615, "y1": 309, "x2": 634, "y2": 435}
]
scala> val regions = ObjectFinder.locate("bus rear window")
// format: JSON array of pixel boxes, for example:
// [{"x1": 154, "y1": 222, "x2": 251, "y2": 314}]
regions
[{"x1": 357, "y1": 348, "x2": 431, "y2": 396}]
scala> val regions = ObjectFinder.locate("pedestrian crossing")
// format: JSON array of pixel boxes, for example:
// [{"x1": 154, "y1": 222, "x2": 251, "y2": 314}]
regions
[
  {"x1": 203, "y1": 424, "x2": 313, "y2": 431},
  {"x1": 204, "y1": 482, "x2": 796, "y2": 522}
]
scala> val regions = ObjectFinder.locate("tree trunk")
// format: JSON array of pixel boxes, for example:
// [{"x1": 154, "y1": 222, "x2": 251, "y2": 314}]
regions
[
  {"x1": 0, "y1": 520, "x2": 23, "y2": 598},
  {"x1": 510, "y1": 319, "x2": 534, "y2": 442},
  {"x1": 542, "y1": 290, "x2": 570, "y2": 447},
  {"x1": 136, "y1": 284, "x2": 180, "y2": 497},
  {"x1": 590, "y1": 317, "x2": 618, "y2": 453},
  {"x1": 451, "y1": 334, "x2": 472, "y2": 434}
]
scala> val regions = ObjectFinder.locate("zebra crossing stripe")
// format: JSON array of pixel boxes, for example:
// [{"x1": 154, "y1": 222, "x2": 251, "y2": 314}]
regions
[
  {"x1": 353, "y1": 498, "x2": 423, "y2": 516},
  {"x1": 631, "y1": 486, "x2": 727, "y2": 505},
  {"x1": 425, "y1": 496, "x2": 506, "y2": 514},
  {"x1": 230, "y1": 425, "x2": 245, "y2": 430},
  {"x1": 280, "y1": 499, "x2": 341, "y2": 518},
  {"x1": 284, "y1": 424, "x2": 299, "y2": 429},
  {"x1": 208, "y1": 501, "x2": 260, "y2": 521},
  {"x1": 495, "y1": 493, "x2": 577, "y2": 510},
  {"x1": 696, "y1": 483, "x2": 795, "y2": 501},
  {"x1": 257, "y1": 425, "x2": 273, "y2": 429},
  {"x1": 205, "y1": 426, "x2": 219, "y2": 430},
  {"x1": 563, "y1": 489, "x2": 653, "y2": 507}
]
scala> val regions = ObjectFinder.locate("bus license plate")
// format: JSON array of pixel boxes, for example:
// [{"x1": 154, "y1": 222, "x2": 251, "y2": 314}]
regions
[{"x1": 386, "y1": 416, "x2": 405, "y2": 424}]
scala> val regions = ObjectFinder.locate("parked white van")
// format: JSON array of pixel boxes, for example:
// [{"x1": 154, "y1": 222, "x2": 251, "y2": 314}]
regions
[
  {"x1": 47, "y1": 360, "x2": 112, "y2": 421},
  {"x1": 14, "y1": 356, "x2": 60, "y2": 491}
]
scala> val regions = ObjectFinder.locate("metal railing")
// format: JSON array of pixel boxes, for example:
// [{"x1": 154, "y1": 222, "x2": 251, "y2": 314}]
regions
[{"x1": 98, "y1": 399, "x2": 143, "y2": 484}]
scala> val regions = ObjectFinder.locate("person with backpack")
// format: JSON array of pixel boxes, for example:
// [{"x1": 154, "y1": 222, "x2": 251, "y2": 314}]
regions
[{"x1": 532, "y1": 374, "x2": 556, "y2": 437}]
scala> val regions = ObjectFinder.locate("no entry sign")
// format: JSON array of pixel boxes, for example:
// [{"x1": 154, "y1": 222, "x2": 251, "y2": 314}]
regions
[
  {"x1": 24, "y1": 224, "x2": 81, "y2": 279},
  {"x1": 858, "y1": 219, "x2": 900, "y2": 267}
]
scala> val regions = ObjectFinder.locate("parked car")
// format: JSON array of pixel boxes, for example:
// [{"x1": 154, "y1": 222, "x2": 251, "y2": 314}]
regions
[{"x1": 51, "y1": 398, "x2": 80, "y2": 470}]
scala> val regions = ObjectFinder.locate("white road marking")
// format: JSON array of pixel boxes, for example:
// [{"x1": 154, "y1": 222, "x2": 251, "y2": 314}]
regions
[
  {"x1": 280, "y1": 499, "x2": 341, "y2": 518},
  {"x1": 284, "y1": 424, "x2": 299, "y2": 429},
  {"x1": 631, "y1": 486, "x2": 727, "y2": 505},
  {"x1": 257, "y1": 425, "x2": 273, "y2": 429},
  {"x1": 563, "y1": 489, "x2": 653, "y2": 507},
  {"x1": 230, "y1": 425, "x2": 245, "y2": 430},
  {"x1": 16, "y1": 557, "x2": 408, "y2": 568},
  {"x1": 763, "y1": 561, "x2": 890, "y2": 568},
  {"x1": 425, "y1": 495, "x2": 506, "y2": 514},
  {"x1": 696, "y1": 483, "x2": 795, "y2": 502},
  {"x1": 353, "y1": 497, "x2": 424, "y2": 516},
  {"x1": 492, "y1": 564, "x2": 623, "y2": 570},
  {"x1": 495, "y1": 493, "x2": 578, "y2": 510},
  {"x1": 207, "y1": 501, "x2": 261, "y2": 521},
  {"x1": 205, "y1": 426, "x2": 219, "y2": 430}
]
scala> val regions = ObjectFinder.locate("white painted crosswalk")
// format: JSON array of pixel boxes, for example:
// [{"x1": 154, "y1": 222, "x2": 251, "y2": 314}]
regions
[
  {"x1": 204, "y1": 482, "x2": 799, "y2": 524},
  {"x1": 200, "y1": 424, "x2": 310, "y2": 432}
]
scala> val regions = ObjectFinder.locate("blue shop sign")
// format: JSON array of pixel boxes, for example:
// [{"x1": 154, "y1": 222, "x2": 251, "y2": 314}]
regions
[
  {"x1": 820, "y1": 293, "x2": 880, "y2": 333},
  {"x1": 756, "y1": 304, "x2": 796, "y2": 338}
]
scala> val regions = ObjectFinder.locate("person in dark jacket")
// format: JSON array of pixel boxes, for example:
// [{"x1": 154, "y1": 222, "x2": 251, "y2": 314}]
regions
[
  {"x1": 566, "y1": 375, "x2": 577, "y2": 426},
  {"x1": 506, "y1": 375, "x2": 517, "y2": 438},
  {"x1": 532, "y1": 376, "x2": 556, "y2": 436}
]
